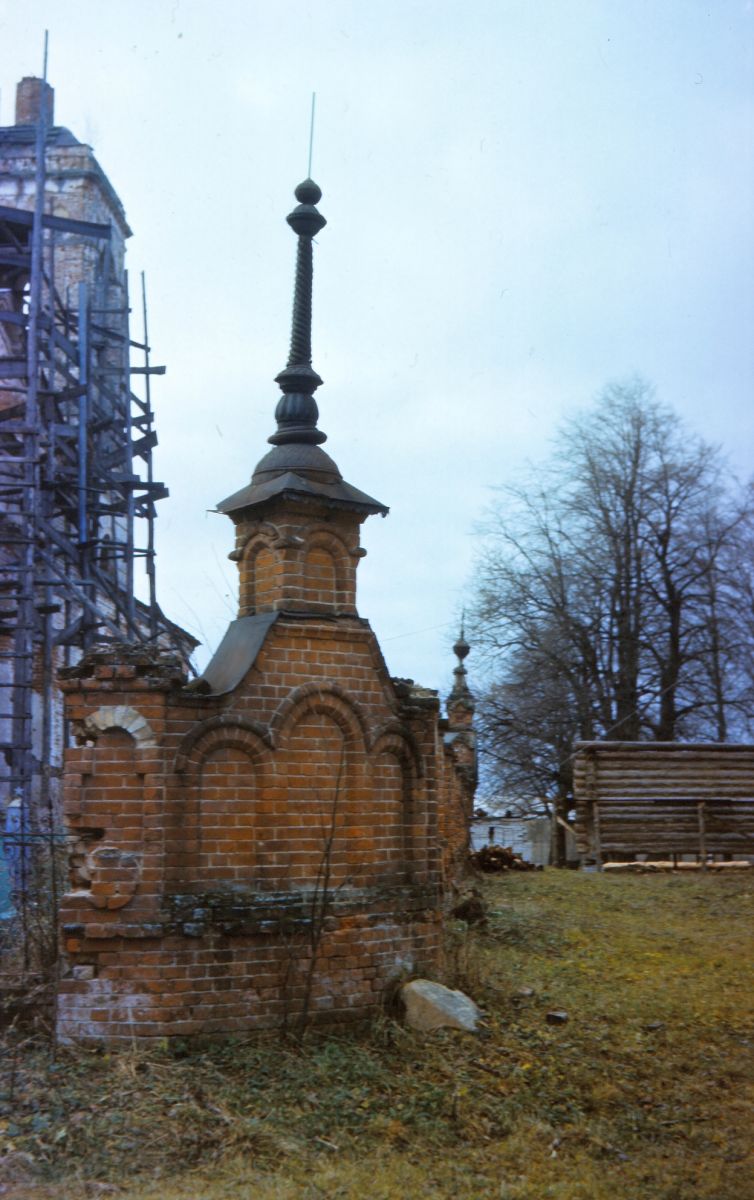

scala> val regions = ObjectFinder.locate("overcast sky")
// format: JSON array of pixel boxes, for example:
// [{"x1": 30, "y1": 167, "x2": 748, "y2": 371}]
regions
[{"x1": 2, "y1": 1, "x2": 752, "y2": 697}]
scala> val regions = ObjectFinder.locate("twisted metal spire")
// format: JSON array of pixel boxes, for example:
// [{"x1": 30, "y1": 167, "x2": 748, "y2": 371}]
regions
[{"x1": 270, "y1": 179, "x2": 327, "y2": 447}]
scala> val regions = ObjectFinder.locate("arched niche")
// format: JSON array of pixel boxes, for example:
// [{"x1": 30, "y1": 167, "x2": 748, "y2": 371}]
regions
[
  {"x1": 253, "y1": 544, "x2": 280, "y2": 611},
  {"x1": 240, "y1": 536, "x2": 281, "y2": 613},
  {"x1": 264, "y1": 689, "x2": 367, "y2": 890},
  {"x1": 170, "y1": 725, "x2": 268, "y2": 890},
  {"x1": 371, "y1": 732, "x2": 421, "y2": 884},
  {"x1": 302, "y1": 529, "x2": 352, "y2": 610},
  {"x1": 197, "y1": 743, "x2": 256, "y2": 885}
]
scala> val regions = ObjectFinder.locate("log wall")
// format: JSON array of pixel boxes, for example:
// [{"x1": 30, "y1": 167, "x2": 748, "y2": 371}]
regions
[{"x1": 572, "y1": 742, "x2": 754, "y2": 865}]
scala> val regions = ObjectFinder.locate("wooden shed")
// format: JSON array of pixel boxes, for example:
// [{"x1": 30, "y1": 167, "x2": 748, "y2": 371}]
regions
[{"x1": 573, "y1": 742, "x2": 754, "y2": 866}]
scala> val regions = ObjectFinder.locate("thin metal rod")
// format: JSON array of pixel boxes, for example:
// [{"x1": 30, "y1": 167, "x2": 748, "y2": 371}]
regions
[
  {"x1": 43, "y1": 30, "x2": 49, "y2": 82},
  {"x1": 307, "y1": 93, "x2": 316, "y2": 177},
  {"x1": 10, "y1": 25, "x2": 53, "y2": 963},
  {"x1": 141, "y1": 271, "x2": 158, "y2": 632},
  {"x1": 123, "y1": 269, "x2": 136, "y2": 626},
  {"x1": 77, "y1": 283, "x2": 89, "y2": 547}
]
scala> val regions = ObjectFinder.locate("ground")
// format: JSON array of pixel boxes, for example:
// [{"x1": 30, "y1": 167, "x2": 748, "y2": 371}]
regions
[{"x1": 1, "y1": 870, "x2": 752, "y2": 1199}]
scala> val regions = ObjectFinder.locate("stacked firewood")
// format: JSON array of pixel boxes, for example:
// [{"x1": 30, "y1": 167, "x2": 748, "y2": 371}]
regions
[{"x1": 470, "y1": 844, "x2": 537, "y2": 872}]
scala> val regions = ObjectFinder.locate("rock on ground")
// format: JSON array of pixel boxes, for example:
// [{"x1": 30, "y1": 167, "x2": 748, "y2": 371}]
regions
[{"x1": 400, "y1": 979, "x2": 481, "y2": 1032}]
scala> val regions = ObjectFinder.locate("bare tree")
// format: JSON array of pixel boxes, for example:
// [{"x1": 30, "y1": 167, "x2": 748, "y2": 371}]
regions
[{"x1": 470, "y1": 380, "x2": 754, "y2": 837}]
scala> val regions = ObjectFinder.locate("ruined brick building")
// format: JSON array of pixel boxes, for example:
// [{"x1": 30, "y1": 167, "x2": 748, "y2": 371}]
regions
[
  {"x1": 0, "y1": 77, "x2": 194, "y2": 928},
  {"x1": 55, "y1": 170, "x2": 477, "y2": 1038}
]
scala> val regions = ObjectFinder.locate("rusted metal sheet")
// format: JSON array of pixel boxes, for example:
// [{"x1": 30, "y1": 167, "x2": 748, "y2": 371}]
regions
[
  {"x1": 185, "y1": 612, "x2": 279, "y2": 697},
  {"x1": 573, "y1": 742, "x2": 754, "y2": 863}
]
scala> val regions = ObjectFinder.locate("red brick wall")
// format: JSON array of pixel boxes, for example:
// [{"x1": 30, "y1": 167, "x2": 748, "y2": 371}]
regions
[
  {"x1": 197, "y1": 744, "x2": 257, "y2": 883},
  {"x1": 236, "y1": 511, "x2": 360, "y2": 616},
  {"x1": 56, "y1": 504, "x2": 474, "y2": 1043}
]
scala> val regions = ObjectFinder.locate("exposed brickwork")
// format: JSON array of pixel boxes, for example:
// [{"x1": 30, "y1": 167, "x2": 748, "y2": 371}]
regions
[
  {"x1": 55, "y1": 173, "x2": 476, "y2": 1043},
  {"x1": 57, "y1": 539, "x2": 473, "y2": 1042},
  {"x1": 14, "y1": 78, "x2": 54, "y2": 126},
  {"x1": 235, "y1": 508, "x2": 361, "y2": 616}
]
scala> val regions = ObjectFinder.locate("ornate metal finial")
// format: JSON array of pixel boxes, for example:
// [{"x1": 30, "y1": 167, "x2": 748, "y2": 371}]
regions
[
  {"x1": 269, "y1": 179, "x2": 328, "y2": 447},
  {"x1": 453, "y1": 613, "x2": 470, "y2": 666},
  {"x1": 449, "y1": 616, "x2": 474, "y2": 709}
]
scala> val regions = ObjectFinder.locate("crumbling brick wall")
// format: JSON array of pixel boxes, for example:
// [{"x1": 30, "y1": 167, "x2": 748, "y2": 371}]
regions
[
  {"x1": 57, "y1": 622, "x2": 471, "y2": 1042},
  {"x1": 55, "y1": 166, "x2": 476, "y2": 1042}
]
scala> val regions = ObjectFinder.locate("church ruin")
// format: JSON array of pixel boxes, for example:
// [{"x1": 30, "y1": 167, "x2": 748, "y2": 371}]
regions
[
  {"x1": 51, "y1": 151, "x2": 476, "y2": 1037},
  {"x1": 0, "y1": 76, "x2": 194, "y2": 955}
]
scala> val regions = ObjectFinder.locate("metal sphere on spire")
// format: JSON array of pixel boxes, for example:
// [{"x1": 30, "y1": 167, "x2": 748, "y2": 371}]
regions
[{"x1": 453, "y1": 631, "x2": 470, "y2": 664}]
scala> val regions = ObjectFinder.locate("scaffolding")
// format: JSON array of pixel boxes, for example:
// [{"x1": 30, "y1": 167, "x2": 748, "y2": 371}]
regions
[{"x1": 0, "y1": 86, "x2": 186, "y2": 968}]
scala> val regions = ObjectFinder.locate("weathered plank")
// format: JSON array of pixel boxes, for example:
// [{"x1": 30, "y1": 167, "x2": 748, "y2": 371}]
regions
[{"x1": 573, "y1": 743, "x2": 754, "y2": 862}]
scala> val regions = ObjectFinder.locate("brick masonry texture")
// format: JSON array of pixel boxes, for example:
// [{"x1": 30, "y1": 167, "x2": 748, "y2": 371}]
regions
[{"x1": 56, "y1": 498, "x2": 476, "y2": 1043}]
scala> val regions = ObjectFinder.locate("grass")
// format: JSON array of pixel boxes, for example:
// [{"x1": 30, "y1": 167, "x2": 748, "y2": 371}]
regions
[{"x1": 1, "y1": 870, "x2": 752, "y2": 1199}]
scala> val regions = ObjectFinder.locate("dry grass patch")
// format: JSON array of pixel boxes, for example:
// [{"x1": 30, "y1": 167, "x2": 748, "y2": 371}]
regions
[{"x1": 1, "y1": 871, "x2": 752, "y2": 1199}]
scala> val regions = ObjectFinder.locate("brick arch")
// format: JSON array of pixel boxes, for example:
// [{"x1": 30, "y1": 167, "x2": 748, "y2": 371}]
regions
[
  {"x1": 371, "y1": 722, "x2": 425, "y2": 779},
  {"x1": 370, "y1": 728, "x2": 431, "y2": 885},
  {"x1": 303, "y1": 527, "x2": 349, "y2": 579},
  {"x1": 303, "y1": 524, "x2": 352, "y2": 551},
  {"x1": 236, "y1": 521, "x2": 281, "y2": 560},
  {"x1": 81, "y1": 704, "x2": 156, "y2": 749},
  {"x1": 265, "y1": 695, "x2": 367, "y2": 890},
  {"x1": 172, "y1": 723, "x2": 268, "y2": 890},
  {"x1": 238, "y1": 526, "x2": 282, "y2": 613},
  {"x1": 271, "y1": 683, "x2": 369, "y2": 750},
  {"x1": 370, "y1": 732, "x2": 416, "y2": 884},
  {"x1": 248, "y1": 544, "x2": 281, "y2": 612},
  {"x1": 304, "y1": 527, "x2": 355, "y2": 611},
  {"x1": 173, "y1": 715, "x2": 272, "y2": 773},
  {"x1": 182, "y1": 725, "x2": 271, "y2": 776}
]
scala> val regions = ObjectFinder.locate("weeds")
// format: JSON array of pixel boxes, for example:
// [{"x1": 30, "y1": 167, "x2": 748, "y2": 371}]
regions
[{"x1": 0, "y1": 871, "x2": 752, "y2": 1199}]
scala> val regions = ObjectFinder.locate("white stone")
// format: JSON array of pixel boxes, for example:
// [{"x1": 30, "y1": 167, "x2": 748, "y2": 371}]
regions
[{"x1": 400, "y1": 979, "x2": 481, "y2": 1033}]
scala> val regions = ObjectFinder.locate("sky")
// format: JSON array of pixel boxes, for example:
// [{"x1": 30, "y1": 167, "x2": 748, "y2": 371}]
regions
[{"x1": 1, "y1": 0, "x2": 753, "y2": 698}]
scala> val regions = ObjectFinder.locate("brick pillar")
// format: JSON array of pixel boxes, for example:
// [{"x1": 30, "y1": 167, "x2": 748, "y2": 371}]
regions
[
  {"x1": 15, "y1": 77, "x2": 54, "y2": 125},
  {"x1": 232, "y1": 504, "x2": 366, "y2": 617}
]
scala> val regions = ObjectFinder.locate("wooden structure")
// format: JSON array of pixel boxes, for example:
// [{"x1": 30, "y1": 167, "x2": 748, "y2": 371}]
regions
[{"x1": 573, "y1": 742, "x2": 754, "y2": 866}]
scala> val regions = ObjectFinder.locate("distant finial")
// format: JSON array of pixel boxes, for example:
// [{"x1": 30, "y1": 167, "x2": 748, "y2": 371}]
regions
[
  {"x1": 449, "y1": 617, "x2": 474, "y2": 712},
  {"x1": 270, "y1": 177, "x2": 328, "y2": 447},
  {"x1": 454, "y1": 613, "x2": 470, "y2": 666}
]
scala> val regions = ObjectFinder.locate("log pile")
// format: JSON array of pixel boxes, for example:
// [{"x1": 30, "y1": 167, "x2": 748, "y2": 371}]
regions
[
  {"x1": 470, "y1": 844, "x2": 537, "y2": 872},
  {"x1": 573, "y1": 742, "x2": 754, "y2": 864}
]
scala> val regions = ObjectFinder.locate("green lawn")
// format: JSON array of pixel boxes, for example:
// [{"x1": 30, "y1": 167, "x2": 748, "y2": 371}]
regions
[{"x1": 2, "y1": 870, "x2": 752, "y2": 1199}]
